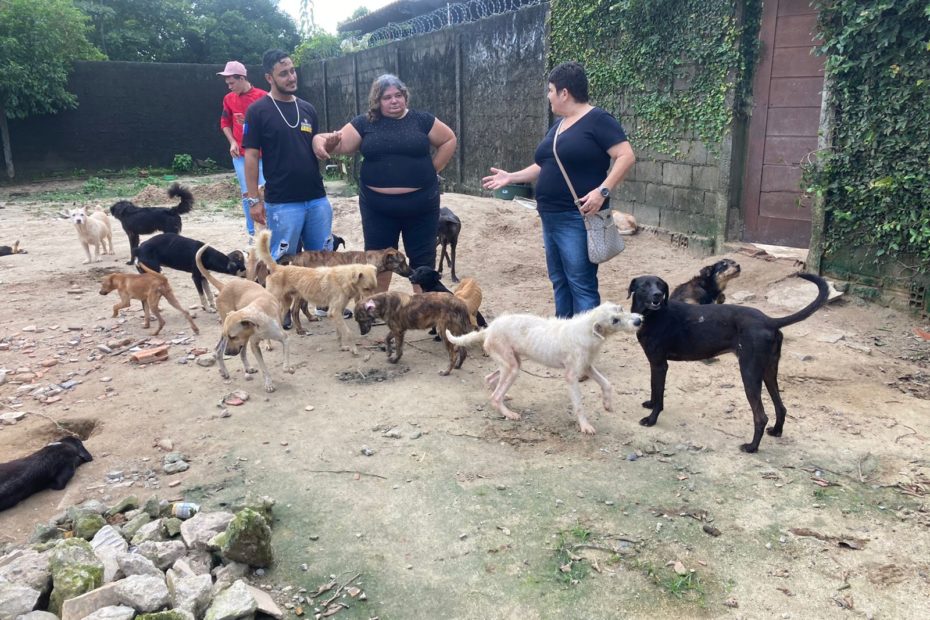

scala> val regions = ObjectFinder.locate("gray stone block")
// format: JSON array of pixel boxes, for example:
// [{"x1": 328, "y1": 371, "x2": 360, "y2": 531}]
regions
[
  {"x1": 632, "y1": 160, "x2": 662, "y2": 184},
  {"x1": 693, "y1": 166, "x2": 720, "y2": 191},
  {"x1": 661, "y1": 209, "x2": 694, "y2": 234},
  {"x1": 645, "y1": 183, "x2": 673, "y2": 208},
  {"x1": 663, "y1": 163, "x2": 693, "y2": 187},
  {"x1": 673, "y1": 188, "x2": 706, "y2": 214},
  {"x1": 632, "y1": 203, "x2": 662, "y2": 227},
  {"x1": 617, "y1": 180, "x2": 645, "y2": 204}
]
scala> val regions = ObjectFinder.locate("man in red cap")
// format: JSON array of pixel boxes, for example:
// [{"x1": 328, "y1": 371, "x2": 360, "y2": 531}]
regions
[{"x1": 218, "y1": 60, "x2": 267, "y2": 241}]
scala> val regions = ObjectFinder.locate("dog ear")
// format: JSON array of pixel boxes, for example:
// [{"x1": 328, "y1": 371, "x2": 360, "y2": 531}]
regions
[
  {"x1": 700, "y1": 265, "x2": 714, "y2": 278},
  {"x1": 627, "y1": 277, "x2": 639, "y2": 299},
  {"x1": 659, "y1": 279, "x2": 670, "y2": 301},
  {"x1": 364, "y1": 299, "x2": 376, "y2": 311}
]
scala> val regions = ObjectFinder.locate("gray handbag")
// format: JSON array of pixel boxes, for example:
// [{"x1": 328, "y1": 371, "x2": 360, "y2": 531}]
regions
[{"x1": 552, "y1": 122, "x2": 625, "y2": 264}]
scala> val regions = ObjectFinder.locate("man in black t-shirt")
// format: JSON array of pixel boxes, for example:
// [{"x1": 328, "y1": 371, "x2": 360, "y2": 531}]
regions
[{"x1": 243, "y1": 49, "x2": 332, "y2": 260}]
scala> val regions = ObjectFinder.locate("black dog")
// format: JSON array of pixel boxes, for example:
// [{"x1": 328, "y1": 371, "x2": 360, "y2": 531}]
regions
[
  {"x1": 670, "y1": 258, "x2": 741, "y2": 304},
  {"x1": 0, "y1": 437, "x2": 93, "y2": 512},
  {"x1": 0, "y1": 240, "x2": 25, "y2": 256},
  {"x1": 111, "y1": 183, "x2": 193, "y2": 264},
  {"x1": 409, "y1": 266, "x2": 487, "y2": 330},
  {"x1": 628, "y1": 272, "x2": 829, "y2": 453},
  {"x1": 437, "y1": 207, "x2": 460, "y2": 283},
  {"x1": 136, "y1": 233, "x2": 245, "y2": 311}
]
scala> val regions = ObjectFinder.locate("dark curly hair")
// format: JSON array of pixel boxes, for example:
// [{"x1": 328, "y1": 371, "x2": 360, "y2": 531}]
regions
[{"x1": 547, "y1": 62, "x2": 589, "y2": 103}]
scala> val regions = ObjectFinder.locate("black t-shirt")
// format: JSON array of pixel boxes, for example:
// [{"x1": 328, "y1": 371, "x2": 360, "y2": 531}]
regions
[
  {"x1": 242, "y1": 96, "x2": 325, "y2": 204},
  {"x1": 534, "y1": 107, "x2": 628, "y2": 212},
  {"x1": 350, "y1": 109, "x2": 437, "y2": 189}
]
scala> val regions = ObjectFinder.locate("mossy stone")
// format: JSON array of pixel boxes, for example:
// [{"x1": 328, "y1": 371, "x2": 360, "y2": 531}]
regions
[
  {"x1": 48, "y1": 564, "x2": 103, "y2": 614},
  {"x1": 220, "y1": 509, "x2": 273, "y2": 568},
  {"x1": 74, "y1": 514, "x2": 107, "y2": 540}
]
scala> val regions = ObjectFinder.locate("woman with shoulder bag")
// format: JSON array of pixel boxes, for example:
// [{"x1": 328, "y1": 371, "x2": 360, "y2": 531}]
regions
[{"x1": 482, "y1": 62, "x2": 635, "y2": 317}]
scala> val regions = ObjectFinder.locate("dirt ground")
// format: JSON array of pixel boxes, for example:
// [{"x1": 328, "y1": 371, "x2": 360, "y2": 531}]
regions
[{"x1": 1, "y1": 175, "x2": 929, "y2": 619}]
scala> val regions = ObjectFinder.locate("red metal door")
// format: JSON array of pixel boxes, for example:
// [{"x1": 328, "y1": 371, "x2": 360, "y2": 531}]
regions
[{"x1": 741, "y1": 0, "x2": 824, "y2": 247}]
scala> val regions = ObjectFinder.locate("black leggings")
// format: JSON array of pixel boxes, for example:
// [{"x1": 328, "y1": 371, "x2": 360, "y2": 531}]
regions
[{"x1": 359, "y1": 184, "x2": 440, "y2": 271}]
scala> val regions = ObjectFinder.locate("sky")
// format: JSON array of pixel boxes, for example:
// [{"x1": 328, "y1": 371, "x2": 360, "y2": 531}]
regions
[{"x1": 278, "y1": 0, "x2": 397, "y2": 35}]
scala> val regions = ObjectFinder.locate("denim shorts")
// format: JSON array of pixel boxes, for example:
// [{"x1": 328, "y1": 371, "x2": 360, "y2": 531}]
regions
[
  {"x1": 265, "y1": 196, "x2": 333, "y2": 260},
  {"x1": 231, "y1": 156, "x2": 265, "y2": 236}
]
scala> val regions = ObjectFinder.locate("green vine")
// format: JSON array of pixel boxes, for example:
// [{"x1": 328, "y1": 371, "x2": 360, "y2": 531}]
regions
[
  {"x1": 549, "y1": 0, "x2": 762, "y2": 155},
  {"x1": 809, "y1": 0, "x2": 930, "y2": 271}
]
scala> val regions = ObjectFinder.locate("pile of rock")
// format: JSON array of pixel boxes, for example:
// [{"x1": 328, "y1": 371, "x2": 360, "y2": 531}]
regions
[{"x1": 0, "y1": 496, "x2": 279, "y2": 620}]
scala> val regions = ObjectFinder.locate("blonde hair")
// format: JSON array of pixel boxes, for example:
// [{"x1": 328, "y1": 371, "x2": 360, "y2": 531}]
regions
[{"x1": 367, "y1": 74, "x2": 409, "y2": 122}]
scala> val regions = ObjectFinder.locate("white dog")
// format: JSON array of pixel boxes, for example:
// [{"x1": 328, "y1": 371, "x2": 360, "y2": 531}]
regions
[
  {"x1": 447, "y1": 303, "x2": 642, "y2": 434},
  {"x1": 69, "y1": 207, "x2": 113, "y2": 263}
]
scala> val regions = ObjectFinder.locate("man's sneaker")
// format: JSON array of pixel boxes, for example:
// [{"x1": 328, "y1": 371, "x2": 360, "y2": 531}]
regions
[{"x1": 314, "y1": 307, "x2": 353, "y2": 319}]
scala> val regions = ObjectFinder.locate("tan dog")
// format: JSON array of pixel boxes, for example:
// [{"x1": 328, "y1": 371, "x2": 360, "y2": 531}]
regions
[
  {"x1": 196, "y1": 245, "x2": 291, "y2": 393},
  {"x1": 447, "y1": 303, "x2": 643, "y2": 434},
  {"x1": 255, "y1": 230, "x2": 377, "y2": 354},
  {"x1": 99, "y1": 264, "x2": 198, "y2": 336},
  {"x1": 614, "y1": 211, "x2": 638, "y2": 235},
  {"x1": 70, "y1": 207, "x2": 113, "y2": 263},
  {"x1": 354, "y1": 291, "x2": 472, "y2": 375},
  {"x1": 453, "y1": 277, "x2": 484, "y2": 329},
  {"x1": 284, "y1": 247, "x2": 412, "y2": 276}
]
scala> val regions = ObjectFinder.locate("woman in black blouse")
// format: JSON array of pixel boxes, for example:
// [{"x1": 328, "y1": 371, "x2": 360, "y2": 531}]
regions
[
  {"x1": 483, "y1": 62, "x2": 635, "y2": 317},
  {"x1": 313, "y1": 74, "x2": 457, "y2": 291}
]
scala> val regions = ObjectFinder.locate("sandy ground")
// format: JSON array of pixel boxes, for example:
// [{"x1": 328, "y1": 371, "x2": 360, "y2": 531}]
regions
[{"x1": 1, "y1": 176, "x2": 929, "y2": 619}]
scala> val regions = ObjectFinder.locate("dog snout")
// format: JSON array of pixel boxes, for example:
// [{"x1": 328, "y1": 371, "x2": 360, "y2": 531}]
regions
[
  {"x1": 632, "y1": 315, "x2": 642, "y2": 327},
  {"x1": 357, "y1": 319, "x2": 372, "y2": 335}
]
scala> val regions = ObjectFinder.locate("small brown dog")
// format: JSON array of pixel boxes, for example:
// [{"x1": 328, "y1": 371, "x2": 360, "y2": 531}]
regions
[
  {"x1": 453, "y1": 277, "x2": 484, "y2": 329},
  {"x1": 255, "y1": 230, "x2": 377, "y2": 354},
  {"x1": 99, "y1": 264, "x2": 199, "y2": 335},
  {"x1": 671, "y1": 258, "x2": 741, "y2": 305},
  {"x1": 354, "y1": 291, "x2": 472, "y2": 375},
  {"x1": 196, "y1": 245, "x2": 291, "y2": 393}
]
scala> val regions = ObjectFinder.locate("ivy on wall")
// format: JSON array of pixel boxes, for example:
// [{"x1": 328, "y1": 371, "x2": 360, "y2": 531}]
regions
[
  {"x1": 810, "y1": 0, "x2": 930, "y2": 271},
  {"x1": 549, "y1": 0, "x2": 761, "y2": 154}
]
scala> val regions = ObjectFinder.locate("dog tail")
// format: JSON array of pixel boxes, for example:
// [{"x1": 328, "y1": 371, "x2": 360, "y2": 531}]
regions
[
  {"x1": 168, "y1": 183, "x2": 194, "y2": 215},
  {"x1": 445, "y1": 329, "x2": 486, "y2": 348},
  {"x1": 136, "y1": 261, "x2": 168, "y2": 282},
  {"x1": 254, "y1": 229, "x2": 277, "y2": 273},
  {"x1": 195, "y1": 244, "x2": 225, "y2": 292},
  {"x1": 770, "y1": 273, "x2": 830, "y2": 329}
]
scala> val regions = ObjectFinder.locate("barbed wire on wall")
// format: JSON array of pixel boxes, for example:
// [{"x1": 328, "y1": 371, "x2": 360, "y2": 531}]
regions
[{"x1": 347, "y1": 0, "x2": 544, "y2": 48}]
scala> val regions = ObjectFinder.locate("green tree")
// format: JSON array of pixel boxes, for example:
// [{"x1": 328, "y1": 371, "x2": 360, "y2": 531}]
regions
[
  {"x1": 76, "y1": 0, "x2": 300, "y2": 64},
  {"x1": 0, "y1": 0, "x2": 104, "y2": 178},
  {"x1": 294, "y1": 29, "x2": 343, "y2": 64}
]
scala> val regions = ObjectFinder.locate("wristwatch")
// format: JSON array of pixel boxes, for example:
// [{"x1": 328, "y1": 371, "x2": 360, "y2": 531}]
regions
[
  {"x1": 599, "y1": 186, "x2": 610, "y2": 198},
  {"x1": 245, "y1": 196, "x2": 261, "y2": 207}
]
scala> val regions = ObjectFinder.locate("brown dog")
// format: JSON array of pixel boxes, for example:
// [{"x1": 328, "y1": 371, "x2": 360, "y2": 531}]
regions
[
  {"x1": 354, "y1": 291, "x2": 472, "y2": 375},
  {"x1": 99, "y1": 264, "x2": 199, "y2": 336},
  {"x1": 196, "y1": 245, "x2": 291, "y2": 392},
  {"x1": 670, "y1": 258, "x2": 741, "y2": 305},
  {"x1": 255, "y1": 230, "x2": 377, "y2": 354},
  {"x1": 453, "y1": 277, "x2": 484, "y2": 329}
]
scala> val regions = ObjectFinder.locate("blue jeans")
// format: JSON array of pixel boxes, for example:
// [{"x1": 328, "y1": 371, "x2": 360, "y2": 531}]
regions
[
  {"x1": 231, "y1": 156, "x2": 265, "y2": 236},
  {"x1": 266, "y1": 197, "x2": 333, "y2": 260},
  {"x1": 539, "y1": 209, "x2": 600, "y2": 318}
]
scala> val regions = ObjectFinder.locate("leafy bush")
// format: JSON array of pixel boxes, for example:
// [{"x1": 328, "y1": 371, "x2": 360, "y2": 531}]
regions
[{"x1": 172, "y1": 153, "x2": 194, "y2": 173}]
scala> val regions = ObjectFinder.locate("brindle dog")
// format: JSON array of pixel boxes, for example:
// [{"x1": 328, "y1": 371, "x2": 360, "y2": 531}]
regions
[
  {"x1": 354, "y1": 291, "x2": 472, "y2": 375},
  {"x1": 670, "y1": 258, "x2": 741, "y2": 305}
]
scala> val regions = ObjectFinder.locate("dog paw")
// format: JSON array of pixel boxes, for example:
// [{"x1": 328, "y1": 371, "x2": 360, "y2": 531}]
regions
[
  {"x1": 264, "y1": 383, "x2": 276, "y2": 393},
  {"x1": 284, "y1": 366, "x2": 296, "y2": 374},
  {"x1": 219, "y1": 371, "x2": 230, "y2": 380},
  {"x1": 766, "y1": 427, "x2": 783, "y2": 437},
  {"x1": 739, "y1": 443, "x2": 759, "y2": 453},
  {"x1": 579, "y1": 422, "x2": 597, "y2": 435},
  {"x1": 603, "y1": 401, "x2": 613, "y2": 412},
  {"x1": 438, "y1": 369, "x2": 450, "y2": 376},
  {"x1": 204, "y1": 307, "x2": 217, "y2": 314},
  {"x1": 638, "y1": 416, "x2": 657, "y2": 427},
  {"x1": 387, "y1": 357, "x2": 399, "y2": 364},
  {"x1": 82, "y1": 259, "x2": 91, "y2": 265},
  {"x1": 244, "y1": 367, "x2": 258, "y2": 374}
]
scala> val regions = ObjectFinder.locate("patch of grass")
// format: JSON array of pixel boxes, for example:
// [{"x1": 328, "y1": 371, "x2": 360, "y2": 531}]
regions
[
  {"x1": 660, "y1": 570, "x2": 704, "y2": 600},
  {"x1": 551, "y1": 523, "x2": 594, "y2": 585}
]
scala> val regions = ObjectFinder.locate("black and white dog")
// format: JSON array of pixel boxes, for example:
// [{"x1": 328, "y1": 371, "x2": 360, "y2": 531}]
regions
[
  {"x1": 0, "y1": 437, "x2": 93, "y2": 512},
  {"x1": 136, "y1": 233, "x2": 246, "y2": 311},
  {"x1": 111, "y1": 183, "x2": 193, "y2": 263}
]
